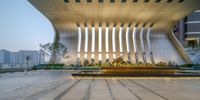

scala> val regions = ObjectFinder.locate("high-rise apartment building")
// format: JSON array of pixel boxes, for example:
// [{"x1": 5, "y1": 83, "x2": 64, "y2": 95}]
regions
[
  {"x1": 175, "y1": 9, "x2": 200, "y2": 47},
  {"x1": 0, "y1": 49, "x2": 10, "y2": 64},
  {"x1": 0, "y1": 49, "x2": 45, "y2": 66}
]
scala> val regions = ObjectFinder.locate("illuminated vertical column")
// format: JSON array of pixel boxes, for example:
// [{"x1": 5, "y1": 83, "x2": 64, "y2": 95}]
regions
[
  {"x1": 132, "y1": 27, "x2": 138, "y2": 64},
  {"x1": 146, "y1": 27, "x2": 155, "y2": 64},
  {"x1": 119, "y1": 27, "x2": 123, "y2": 57},
  {"x1": 112, "y1": 27, "x2": 116, "y2": 60},
  {"x1": 105, "y1": 27, "x2": 109, "y2": 62},
  {"x1": 126, "y1": 27, "x2": 131, "y2": 62},
  {"x1": 140, "y1": 27, "x2": 147, "y2": 63},
  {"x1": 91, "y1": 27, "x2": 95, "y2": 64},
  {"x1": 84, "y1": 27, "x2": 88, "y2": 63},
  {"x1": 98, "y1": 27, "x2": 102, "y2": 63},
  {"x1": 77, "y1": 27, "x2": 82, "y2": 65},
  {"x1": 146, "y1": 28, "x2": 151, "y2": 52}
]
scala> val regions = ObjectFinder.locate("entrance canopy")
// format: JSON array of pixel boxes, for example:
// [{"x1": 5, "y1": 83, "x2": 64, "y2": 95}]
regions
[{"x1": 29, "y1": 0, "x2": 200, "y2": 32}]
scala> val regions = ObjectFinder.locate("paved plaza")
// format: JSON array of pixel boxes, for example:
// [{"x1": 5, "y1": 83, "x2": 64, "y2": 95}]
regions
[{"x1": 0, "y1": 70, "x2": 200, "y2": 100}]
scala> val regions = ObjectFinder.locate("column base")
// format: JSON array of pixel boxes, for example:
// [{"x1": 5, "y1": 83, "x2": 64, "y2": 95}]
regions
[
  {"x1": 134, "y1": 52, "x2": 139, "y2": 64},
  {"x1": 106, "y1": 59, "x2": 109, "y2": 64},
  {"x1": 127, "y1": 52, "x2": 131, "y2": 63},
  {"x1": 99, "y1": 61, "x2": 102, "y2": 65},
  {"x1": 91, "y1": 58, "x2": 94, "y2": 65},
  {"x1": 76, "y1": 58, "x2": 81, "y2": 66},
  {"x1": 150, "y1": 52, "x2": 155, "y2": 64},
  {"x1": 142, "y1": 52, "x2": 147, "y2": 64},
  {"x1": 84, "y1": 59, "x2": 89, "y2": 66}
]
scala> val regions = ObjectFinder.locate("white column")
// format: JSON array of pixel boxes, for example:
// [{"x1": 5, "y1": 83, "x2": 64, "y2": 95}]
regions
[
  {"x1": 132, "y1": 27, "x2": 138, "y2": 63},
  {"x1": 119, "y1": 27, "x2": 123, "y2": 56},
  {"x1": 126, "y1": 27, "x2": 131, "y2": 62},
  {"x1": 84, "y1": 27, "x2": 88, "y2": 60},
  {"x1": 140, "y1": 27, "x2": 144, "y2": 52},
  {"x1": 77, "y1": 27, "x2": 82, "y2": 59},
  {"x1": 91, "y1": 27, "x2": 95, "y2": 60},
  {"x1": 126, "y1": 27, "x2": 130, "y2": 53},
  {"x1": 99, "y1": 27, "x2": 102, "y2": 62},
  {"x1": 105, "y1": 27, "x2": 109, "y2": 60},
  {"x1": 140, "y1": 27, "x2": 147, "y2": 63},
  {"x1": 146, "y1": 27, "x2": 155, "y2": 64},
  {"x1": 112, "y1": 27, "x2": 116, "y2": 60},
  {"x1": 146, "y1": 27, "x2": 152, "y2": 52},
  {"x1": 132, "y1": 27, "x2": 137, "y2": 53}
]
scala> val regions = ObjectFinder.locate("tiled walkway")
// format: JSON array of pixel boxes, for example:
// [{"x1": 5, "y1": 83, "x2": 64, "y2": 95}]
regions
[{"x1": 0, "y1": 70, "x2": 200, "y2": 100}]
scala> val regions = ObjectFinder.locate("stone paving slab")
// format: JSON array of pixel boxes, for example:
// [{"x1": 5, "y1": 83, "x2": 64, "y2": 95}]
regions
[{"x1": 1, "y1": 71, "x2": 200, "y2": 100}]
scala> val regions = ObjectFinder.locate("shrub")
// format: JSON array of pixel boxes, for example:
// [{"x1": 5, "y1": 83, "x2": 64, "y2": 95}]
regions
[
  {"x1": 40, "y1": 64, "x2": 64, "y2": 66},
  {"x1": 155, "y1": 61, "x2": 167, "y2": 67}
]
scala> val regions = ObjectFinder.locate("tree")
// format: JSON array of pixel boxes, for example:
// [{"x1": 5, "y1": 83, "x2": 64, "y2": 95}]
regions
[
  {"x1": 40, "y1": 42, "x2": 67, "y2": 64},
  {"x1": 185, "y1": 45, "x2": 200, "y2": 64}
]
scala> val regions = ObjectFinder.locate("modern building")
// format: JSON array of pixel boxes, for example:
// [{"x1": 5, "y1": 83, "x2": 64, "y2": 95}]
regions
[
  {"x1": 10, "y1": 52, "x2": 19, "y2": 64},
  {"x1": 175, "y1": 9, "x2": 200, "y2": 47},
  {"x1": 0, "y1": 49, "x2": 45, "y2": 66},
  {"x1": 18, "y1": 50, "x2": 40, "y2": 65},
  {"x1": 29, "y1": 0, "x2": 200, "y2": 65},
  {"x1": 0, "y1": 49, "x2": 11, "y2": 64}
]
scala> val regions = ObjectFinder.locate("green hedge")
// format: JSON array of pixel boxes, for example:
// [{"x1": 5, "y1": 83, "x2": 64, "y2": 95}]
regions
[
  {"x1": 0, "y1": 68, "x2": 31, "y2": 73},
  {"x1": 65, "y1": 66, "x2": 101, "y2": 70},
  {"x1": 44, "y1": 66, "x2": 63, "y2": 69},
  {"x1": 39, "y1": 64, "x2": 65, "y2": 66},
  {"x1": 32, "y1": 64, "x2": 64, "y2": 70},
  {"x1": 179, "y1": 64, "x2": 194, "y2": 67}
]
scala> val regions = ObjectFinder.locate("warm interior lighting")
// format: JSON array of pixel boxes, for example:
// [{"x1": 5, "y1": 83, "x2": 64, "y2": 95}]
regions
[
  {"x1": 140, "y1": 27, "x2": 144, "y2": 52},
  {"x1": 99, "y1": 27, "x2": 102, "y2": 53},
  {"x1": 99, "y1": 54, "x2": 102, "y2": 61},
  {"x1": 132, "y1": 27, "x2": 137, "y2": 53},
  {"x1": 91, "y1": 54, "x2": 94, "y2": 59},
  {"x1": 84, "y1": 54, "x2": 87, "y2": 59},
  {"x1": 146, "y1": 27, "x2": 152, "y2": 52},
  {"x1": 119, "y1": 27, "x2": 123, "y2": 53},
  {"x1": 112, "y1": 27, "x2": 116, "y2": 53},
  {"x1": 84, "y1": 27, "x2": 88, "y2": 53},
  {"x1": 105, "y1": 27, "x2": 109, "y2": 53},
  {"x1": 84, "y1": 27, "x2": 88, "y2": 59},
  {"x1": 126, "y1": 27, "x2": 130, "y2": 53},
  {"x1": 91, "y1": 27, "x2": 95, "y2": 53},
  {"x1": 77, "y1": 27, "x2": 82, "y2": 53}
]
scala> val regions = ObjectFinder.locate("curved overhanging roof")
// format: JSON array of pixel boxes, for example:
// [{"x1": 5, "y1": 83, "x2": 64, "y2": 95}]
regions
[{"x1": 29, "y1": 0, "x2": 200, "y2": 33}]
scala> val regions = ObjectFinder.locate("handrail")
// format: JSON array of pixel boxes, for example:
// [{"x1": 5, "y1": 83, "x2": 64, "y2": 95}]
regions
[{"x1": 168, "y1": 29, "x2": 192, "y2": 64}]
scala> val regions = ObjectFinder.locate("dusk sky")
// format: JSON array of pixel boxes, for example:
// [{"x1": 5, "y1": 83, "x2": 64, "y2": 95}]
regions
[{"x1": 0, "y1": 0, "x2": 54, "y2": 52}]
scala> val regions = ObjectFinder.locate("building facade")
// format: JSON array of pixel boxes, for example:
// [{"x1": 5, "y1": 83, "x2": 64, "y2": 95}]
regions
[
  {"x1": 0, "y1": 49, "x2": 45, "y2": 66},
  {"x1": 176, "y1": 10, "x2": 200, "y2": 47},
  {"x1": 29, "y1": 0, "x2": 200, "y2": 65},
  {"x1": 0, "y1": 49, "x2": 11, "y2": 64},
  {"x1": 174, "y1": 9, "x2": 200, "y2": 64}
]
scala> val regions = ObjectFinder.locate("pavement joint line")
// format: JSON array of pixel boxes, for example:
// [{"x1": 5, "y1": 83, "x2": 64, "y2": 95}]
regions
[
  {"x1": 105, "y1": 79, "x2": 116, "y2": 100},
  {"x1": 15, "y1": 82, "x2": 36, "y2": 91},
  {"x1": 118, "y1": 80, "x2": 142, "y2": 100},
  {"x1": 54, "y1": 79, "x2": 81, "y2": 100},
  {"x1": 23, "y1": 79, "x2": 72, "y2": 100},
  {"x1": 82, "y1": 79, "x2": 95, "y2": 100},
  {"x1": 128, "y1": 79, "x2": 168, "y2": 100}
]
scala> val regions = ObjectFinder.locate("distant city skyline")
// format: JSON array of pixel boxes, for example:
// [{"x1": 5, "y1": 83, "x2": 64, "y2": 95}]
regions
[
  {"x1": 0, "y1": 0, "x2": 54, "y2": 51},
  {"x1": 0, "y1": 49, "x2": 45, "y2": 66}
]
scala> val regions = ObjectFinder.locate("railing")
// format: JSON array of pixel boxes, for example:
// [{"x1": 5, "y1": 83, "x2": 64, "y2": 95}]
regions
[{"x1": 168, "y1": 29, "x2": 192, "y2": 64}]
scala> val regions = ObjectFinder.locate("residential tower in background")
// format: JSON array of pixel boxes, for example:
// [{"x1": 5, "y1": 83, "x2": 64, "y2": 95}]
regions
[{"x1": 0, "y1": 49, "x2": 45, "y2": 68}]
